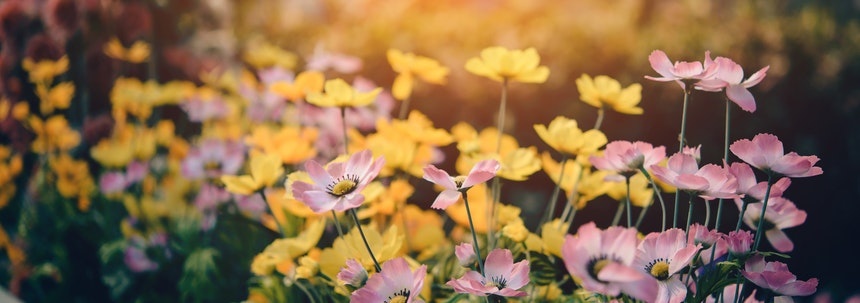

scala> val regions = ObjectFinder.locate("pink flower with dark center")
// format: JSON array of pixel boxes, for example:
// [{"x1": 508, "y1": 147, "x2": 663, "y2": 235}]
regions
[
  {"x1": 730, "y1": 133, "x2": 823, "y2": 178},
  {"x1": 561, "y1": 222, "x2": 657, "y2": 301},
  {"x1": 455, "y1": 242, "x2": 477, "y2": 267},
  {"x1": 696, "y1": 55, "x2": 769, "y2": 113},
  {"x1": 590, "y1": 140, "x2": 666, "y2": 180},
  {"x1": 645, "y1": 50, "x2": 719, "y2": 90},
  {"x1": 351, "y1": 257, "x2": 426, "y2": 303},
  {"x1": 742, "y1": 255, "x2": 818, "y2": 296},
  {"x1": 447, "y1": 248, "x2": 530, "y2": 297},
  {"x1": 422, "y1": 159, "x2": 499, "y2": 209},
  {"x1": 338, "y1": 259, "x2": 368, "y2": 288},
  {"x1": 181, "y1": 139, "x2": 245, "y2": 180},
  {"x1": 650, "y1": 153, "x2": 740, "y2": 200},
  {"x1": 635, "y1": 229, "x2": 701, "y2": 303},
  {"x1": 292, "y1": 149, "x2": 385, "y2": 213},
  {"x1": 737, "y1": 197, "x2": 806, "y2": 252}
]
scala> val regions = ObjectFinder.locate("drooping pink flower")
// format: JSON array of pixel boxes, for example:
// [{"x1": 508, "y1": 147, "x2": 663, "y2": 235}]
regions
[
  {"x1": 561, "y1": 222, "x2": 657, "y2": 301},
  {"x1": 645, "y1": 50, "x2": 719, "y2": 90},
  {"x1": 422, "y1": 159, "x2": 500, "y2": 209},
  {"x1": 742, "y1": 255, "x2": 818, "y2": 297},
  {"x1": 696, "y1": 55, "x2": 769, "y2": 113},
  {"x1": 181, "y1": 139, "x2": 245, "y2": 179},
  {"x1": 687, "y1": 223, "x2": 727, "y2": 265},
  {"x1": 726, "y1": 230, "x2": 754, "y2": 256},
  {"x1": 650, "y1": 153, "x2": 740, "y2": 200},
  {"x1": 730, "y1": 133, "x2": 823, "y2": 178},
  {"x1": 447, "y1": 248, "x2": 530, "y2": 297},
  {"x1": 590, "y1": 140, "x2": 666, "y2": 180},
  {"x1": 292, "y1": 149, "x2": 385, "y2": 213},
  {"x1": 634, "y1": 228, "x2": 701, "y2": 303},
  {"x1": 338, "y1": 259, "x2": 368, "y2": 288},
  {"x1": 737, "y1": 197, "x2": 806, "y2": 252},
  {"x1": 455, "y1": 242, "x2": 477, "y2": 267},
  {"x1": 351, "y1": 257, "x2": 426, "y2": 303},
  {"x1": 726, "y1": 162, "x2": 791, "y2": 202}
]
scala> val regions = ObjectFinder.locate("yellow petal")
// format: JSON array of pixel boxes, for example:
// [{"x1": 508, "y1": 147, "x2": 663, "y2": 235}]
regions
[
  {"x1": 221, "y1": 175, "x2": 259, "y2": 195},
  {"x1": 512, "y1": 65, "x2": 550, "y2": 84},
  {"x1": 392, "y1": 73, "x2": 414, "y2": 101},
  {"x1": 465, "y1": 58, "x2": 502, "y2": 82}
]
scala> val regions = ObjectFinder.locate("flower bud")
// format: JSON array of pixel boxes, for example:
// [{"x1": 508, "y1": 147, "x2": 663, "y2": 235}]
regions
[
  {"x1": 337, "y1": 259, "x2": 368, "y2": 287},
  {"x1": 726, "y1": 230, "x2": 753, "y2": 256},
  {"x1": 455, "y1": 242, "x2": 476, "y2": 267}
]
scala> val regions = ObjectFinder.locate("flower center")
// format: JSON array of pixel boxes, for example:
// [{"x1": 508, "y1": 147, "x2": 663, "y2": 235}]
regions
[
  {"x1": 587, "y1": 256, "x2": 614, "y2": 282},
  {"x1": 453, "y1": 175, "x2": 467, "y2": 188},
  {"x1": 485, "y1": 276, "x2": 508, "y2": 289},
  {"x1": 752, "y1": 218, "x2": 776, "y2": 231},
  {"x1": 385, "y1": 289, "x2": 410, "y2": 303},
  {"x1": 204, "y1": 161, "x2": 222, "y2": 171},
  {"x1": 646, "y1": 258, "x2": 671, "y2": 280},
  {"x1": 326, "y1": 174, "x2": 359, "y2": 196}
]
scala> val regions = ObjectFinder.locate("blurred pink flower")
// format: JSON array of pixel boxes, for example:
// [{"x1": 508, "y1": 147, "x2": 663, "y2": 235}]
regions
[
  {"x1": 306, "y1": 43, "x2": 363, "y2": 74},
  {"x1": 447, "y1": 248, "x2": 530, "y2": 297},
  {"x1": 742, "y1": 255, "x2": 818, "y2": 296},
  {"x1": 338, "y1": 259, "x2": 368, "y2": 287},
  {"x1": 730, "y1": 133, "x2": 823, "y2": 178},
  {"x1": 126, "y1": 161, "x2": 148, "y2": 184},
  {"x1": 455, "y1": 242, "x2": 477, "y2": 267},
  {"x1": 645, "y1": 50, "x2": 718, "y2": 90},
  {"x1": 181, "y1": 139, "x2": 245, "y2": 179},
  {"x1": 686, "y1": 224, "x2": 726, "y2": 265},
  {"x1": 696, "y1": 55, "x2": 769, "y2": 113},
  {"x1": 124, "y1": 246, "x2": 158, "y2": 273},
  {"x1": 292, "y1": 149, "x2": 384, "y2": 213},
  {"x1": 194, "y1": 183, "x2": 230, "y2": 211},
  {"x1": 634, "y1": 228, "x2": 701, "y2": 303},
  {"x1": 590, "y1": 140, "x2": 665, "y2": 180},
  {"x1": 737, "y1": 197, "x2": 806, "y2": 252},
  {"x1": 351, "y1": 257, "x2": 426, "y2": 303},
  {"x1": 650, "y1": 153, "x2": 740, "y2": 200},
  {"x1": 99, "y1": 171, "x2": 126, "y2": 195},
  {"x1": 181, "y1": 91, "x2": 231, "y2": 122},
  {"x1": 562, "y1": 222, "x2": 657, "y2": 301},
  {"x1": 422, "y1": 159, "x2": 499, "y2": 209}
]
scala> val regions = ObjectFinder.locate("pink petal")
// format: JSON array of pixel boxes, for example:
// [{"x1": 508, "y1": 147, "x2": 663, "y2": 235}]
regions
[
  {"x1": 730, "y1": 139, "x2": 761, "y2": 169},
  {"x1": 334, "y1": 194, "x2": 365, "y2": 212},
  {"x1": 765, "y1": 229, "x2": 794, "y2": 253},
  {"x1": 305, "y1": 160, "x2": 333, "y2": 188},
  {"x1": 462, "y1": 159, "x2": 499, "y2": 188},
  {"x1": 726, "y1": 85, "x2": 757, "y2": 113},
  {"x1": 776, "y1": 278, "x2": 818, "y2": 297},
  {"x1": 598, "y1": 262, "x2": 646, "y2": 283},
  {"x1": 493, "y1": 288, "x2": 528, "y2": 297},
  {"x1": 505, "y1": 260, "x2": 531, "y2": 290},
  {"x1": 669, "y1": 244, "x2": 701, "y2": 276},
  {"x1": 358, "y1": 156, "x2": 385, "y2": 189},
  {"x1": 301, "y1": 190, "x2": 338, "y2": 213},
  {"x1": 648, "y1": 50, "x2": 676, "y2": 79},
  {"x1": 483, "y1": 249, "x2": 514, "y2": 282},
  {"x1": 743, "y1": 66, "x2": 770, "y2": 88},
  {"x1": 675, "y1": 174, "x2": 710, "y2": 191},
  {"x1": 346, "y1": 150, "x2": 373, "y2": 180},
  {"x1": 714, "y1": 57, "x2": 744, "y2": 84},
  {"x1": 668, "y1": 153, "x2": 700, "y2": 175},
  {"x1": 422, "y1": 165, "x2": 456, "y2": 190},
  {"x1": 753, "y1": 134, "x2": 785, "y2": 167},
  {"x1": 673, "y1": 61, "x2": 705, "y2": 79},
  {"x1": 430, "y1": 190, "x2": 462, "y2": 210},
  {"x1": 657, "y1": 277, "x2": 688, "y2": 303}
]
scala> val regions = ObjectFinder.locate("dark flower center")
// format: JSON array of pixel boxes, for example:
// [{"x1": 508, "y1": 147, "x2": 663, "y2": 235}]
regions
[{"x1": 645, "y1": 258, "x2": 671, "y2": 280}]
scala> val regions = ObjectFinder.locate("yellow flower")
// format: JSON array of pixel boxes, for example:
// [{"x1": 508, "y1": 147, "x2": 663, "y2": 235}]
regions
[
  {"x1": 446, "y1": 183, "x2": 493, "y2": 234},
  {"x1": 221, "y1": 151, "x2": 284, "y2": 195},
  {"x1": 295, "y1": 256, "x2": 319, "y2": 279},
  {"x1": 391, "y1": 205, "x2": 445, "y2": 259},
  {"x1": 541, "y1": 151, "x2": 584, "y2": 196},
  {"x1": 269, "y1": 71, "x2": 325, "y2": 102},
  {"x1": 110, "y1": 78, "x2": 193, "y2": 120},
  {"x1": 279, "y1": 171, "x2": 320, "y2": 218},
  {"x1": 0, "y1": 147, "x2": 22, "y2": 209},
  {"x1": 378, "y1": 111, "x2": 454, "y2": 146},
  {"x1": 454, "y1": 124, "x2": 540, "y2": 181},
  {"x1": 305, "y1": 78, "x2": 382, "y2": 108},
  {"x1": 22, "y1": 56, "x2": 69, "y2": 83},
  {"x1": 243, "y1": 42, "x2": 298, "y2": 70},
  {"x1": 91, "y1": 136, "x2": 134, "y2": 168},
  {"x1": 36, "y1": 82, "x2": 74, "y2": 114},
  {"x1": 103, "y1": 38, "x2": 150, "y2": 63},
  {"x1": 495, "y1": 204, "x2": 522, "y2": 227},
  {"x1": 540, "y1": 219, "x2": 569, "y2": 258},
  {"x1": 11, "y1": 102, "x2": 29, "y2": 121},
  {"x1": 318, "y1": 225, "x2": 404, "y2": 277},
  {"x1": 363, "y1": 179, "x2": 414, "y2": 218},
  {"x1": 154, "y1": 120, "x2": 176, "y2": 147},
  {"x1": 576, "y1": 74, "x2": 643, "y2": 115},
  {"x1": 606, "y1": 172, "x2": 654, "y2": 208},
  {"x1": 387, "y1": 49, "x2": 449, "y2": 100},
  {"x1": 465, "y1": 46, "x2": 550, "y2": 83},
  {"x1": 29, "y1": 116, "x2": 81, "y2": 153},
  {"x1": 245, "y1": 126, "x2": 318, "y2": 165},
  {"x1": 502, "y1": 220, "x2": 528, "y2": 242},
  {"x1": 574, "y1": 168, "x2": 612, "y2": 209},
  {"x1": 534, "y1": 116, "x2": 607, "y2": 157},
  {"x1": 48, "y1": 154, "x2": 94, "y2": 209}
]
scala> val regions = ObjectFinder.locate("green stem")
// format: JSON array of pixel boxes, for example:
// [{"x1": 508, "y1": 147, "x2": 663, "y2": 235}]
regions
[
  {"x1": 496, "y1": 79, "x2": 508, "y2": 153},
  {"x1": 625, "y1": 176, "x2": 632, "y2": 227},
  {"x1": 735, "y1": 201, "x2": 749, "y2": 232},
  {"x1": 294, "y1": 280, "x2": 318, "y2": 303},
  {"x1": 331, "y1": 210, "x2": 344, "y2": 238},
  {"x1": 704, "y1": 199, "x2": 712, "y2": 229},
  {"x1": 611, "y1": 201, "x2": 625, "y2": 227},
  {"x1": 398, "y1": 95, "x2": 412, "y2": 120},
  {"x1": 258, "y1": 190, "x2": 284, "y2": 237},
  {"x1": 752, "y1": 174, "x2": 775, "y2": 251},
  {"x1": 673, "y1": 90, "x2": 691, "y2": 228},
  {"x1": 634, "y1": 198, "x2": 650, "y2": 229},
  {"x1": 685, "y1": 194, "x2": 694, "y2": 234},
  {"x1": 640, "y1": 168, "x2": 667, "y2": 231},
  {"x1": 594, "y1": 107, "x2": 605, "y2": 131},
  {"x1": 349, "y1": 209, "x2": 382, "y2": 272},
  {"x1": 340, "y1": 107, "x2": 349, "y2": 155},
  {"x1": 463, "y1": 191, "x2": 485, "y2": 276},
  {"x1": 715, "y1": 98, "x2": 732, "y2": 231},
  {"x1": 539, "y1": 155, "x2": 568, "y2": 231}
]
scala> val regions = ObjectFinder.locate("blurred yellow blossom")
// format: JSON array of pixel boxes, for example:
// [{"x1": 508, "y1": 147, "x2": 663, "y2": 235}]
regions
[
  {"x1": 318, "y1": 225, "x2": 403, "y2": 277},
  {"x1": 245, "y1": 126, "x2": 318, "y2": 165},
  {"x1": 534, "y1": 116, "x2": 607, "y2": 157},
  {"x1": 243, "y1": 42, "x2": 298, "y2": 70},
  {"x1": 103, "y1": 38, "x2": 151, "y2": 63},
  {"x1": 29, "y1": 116, "x2": 81, "y2": 153},
  {"x1": 269, "y1": 71, "x2": 325, "y2": 102},
  {"x1": 541, "y1": 151, "x2": 584, "y2": 196},
  {"x1": 221, "y1": 151, "x2": 284, "y2": 195},
  {"x1": 502, "y1": 220, "x2": 528, "y2": 242},
  {"x1": 11, "y1": 102, "x2": 28, "y2": 121},
  {"x1": 454, "y1": 124, "x2": 539, "y2": 181},
  {"x1": 391, "y1": 205, "x2": 445, "y2": 260},
  {"x1": 111, "y1": 78, "x2": 194, "y2": 120},
  {"x1": 22, "y1": 56, "x2": 68, "y2": 84},
  {"x1": 465, "y1": 46, "x2": 550, "y2": 84},
  {"x1": 540, "y1": 219, "x2": 569, "y2": 258},
  {"x1": 446, "y1": 183, "x2": 492, "y2": 234},
  {"x1": 0, "y1": 147, "x2": 22, "y2": 209},
  {"x1": 387, "y1": 49, "x2": 449, "y2": 100},
  {"x1": 49, "y1": 154, "x2": 94, "y2": 211},
  {"x1": 305, "y1": 78, "x2": 382, "y2": 108},
  {"x1": 36, "y1": 82, "x2": 74, "y2": 115},
  {"x1": 606, "y1": 172, "x2": 654, "y2": 208},
  {"x1": 576, "y1": 74, "x2": 643, "y2": 115}
]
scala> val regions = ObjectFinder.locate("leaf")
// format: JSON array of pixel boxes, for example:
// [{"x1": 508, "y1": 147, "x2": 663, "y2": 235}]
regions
[{"x1": 529, "y1": 252, "x2": 559, "y2": 286}]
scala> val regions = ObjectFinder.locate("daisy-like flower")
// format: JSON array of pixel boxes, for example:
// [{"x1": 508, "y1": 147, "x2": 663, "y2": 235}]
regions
[
  {"x1": 730, "y1": 133, "x2": 823, "y2": 178},
  {"x1": 737, "y1": 197, "x2": 806, "y2": 252},
  {"x1": 576, "y1": 74, "x2": 644, "y2": 114},
  {"x1": 696, "y1": 55, "x2": 770, "y2": 113},
  {"x1": 645, "y1": 50, "x2": 719, "y2": 90},
  {"x1": 742, "y1": 255, "x2": 818, "y2": 297},
  {"x1": 635, "y1": 228, "x2": 701, "y2": 303},
  {"x1": 422, "y1": 159, "x2": 500, "y2": 209},
  {"x1": 182, "y1": 139, "x2": 244, "y2": 180},
  {"x1": 292, "y1": 149, "x2": 385, "y2": 213},
  {"x1": 727, "y1": 162, "x2": 791, "y2": 202},
  {"x1": 447, "y1": 248, "x2": 530, "y2": 297},
  {"x1": 465, "y1": 46, "x2": 550, "y2": 83},
  {"x1": 338, "y1": 259, "x2": 368, "y2": 288},
  {"x1": 561, "y1": 222, "x2": 657, "y2": 301},
  {"x1": 590, "y1": 140, "x2": 666, "y2": 179},
  {"x1": 387, "y1": 49, "x2": 449, "y2": 100},
  {"x1": 534, "y1": 116, "x2": 607, "y2": 157},
  {"x1": 650, "y1": 152, "x2": 740, "y2": 200},
  {"x1": 305, "y1": 78, "x2": 382, "y2": 108},
  {"x1": 351, "y1": 257, "x2": 427, "y2": 303}
]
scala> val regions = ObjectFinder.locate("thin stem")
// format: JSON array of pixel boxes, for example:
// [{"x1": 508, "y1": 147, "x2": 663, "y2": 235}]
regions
[
  {"x1": 349, "y1": 209, "x2": 382, "y2": 272},
  {"x1": 487, "y1": 177, "x2": 501, "y2": 250},
  {"x1": 752, "y1": 174, "x2": 775, "y2": 251},
  {"x1": 487, "y1": 79, "x2": 508, "y2": 252},
  {"x1": 673, "y1": 90, "x2": 692, "y2": 229},
  {"x1": 704, "y1": 199, "x2": 712, "y2": 229},
  {"x1": 732, "y1": 281, "x2": 742, "y2": 303},
  {"x1": 594, "y1": 107, "x2": 605, "y2": 131},
  {"x1": 611, "y1": 201, "x2": 625, "y2": 227},
  {"x1": 258, "y1": 190, "x2": 284, "y2": 237},
  {"x1": 539, "y1": 155, "x2": 568, "y2": 231},
  {"x1": 331, "y1": 210, "x2": 344, "y2": 238},
  {"x1": 562, "y1": 205, "x2": 578, "y2": 232},
  {"x1": 715, "y1": 98, "x2": 732, "y2": 231},
  {"x1": 294, "y1": 280, "x2": 318, "y2": 303},
  {"x1": 340, "y1": 107, "x2": 349, "y2": 155},
  {"x1": 634, "y1": 198, "x2": 650, "y2": 229},
  {"x1": 496, "y1": 79, "x2": 508, "y2": 154},
  {"x1": 625, "y1": 176, "x2": 632, "y2": 227},
  {"x1": 640, "y1": 168, "x2": 667, "y2": 231},
  {"x1": 735, "y1": 201, "x2": 749, "y2": 232},
  {"x1": 463, "y1": 191, "x2": 485, "y2": 276},
  {"x1": 398, "y1": 95, "x2": 412, "y2": 120},
  {"x1": 685, "y1": 194, "x2": 695, "y2": 233}
]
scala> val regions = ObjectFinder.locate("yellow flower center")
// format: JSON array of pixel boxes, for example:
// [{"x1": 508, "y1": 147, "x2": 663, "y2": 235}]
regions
[
  {"x1": 592, "y1": 259, "x2": 610, "y2": 278},
  {"x1": 330, "y1": 179, "x2": 357, "y2": 196},
  {"x1": 453, "y1": 175, "x2": 467, "y2": 188},
  {"x1": 385, "y1": 289, "x2": 411, "y2": 303},
  {"x1": 649, "y1": 261, "x2": 670, "y2": 280},
  {"x1": 387, "y1": 296, "x2": 407, "y2": 303}
]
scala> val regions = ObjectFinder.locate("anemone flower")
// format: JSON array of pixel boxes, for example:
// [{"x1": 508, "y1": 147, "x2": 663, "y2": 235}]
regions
[
  {"x1": 645, "y1": 50, "x2": 719, "y2": 90},
  {"x1": 650, "y1": 152, "x2": 740, "y2": 200},
  {"x1": 561, "y1": 222, "x2": 657, "y2": 301},
  {"x1": 422, "y1": 159, "x2": 500, "y2": 209},
  {"x1": 726, "y1": 162, "x2": 791, "y2": 202},
  {"x1": 590, "y1": 140, "x2": 666, "y2": 179},
  {"x1": 455, "y1": 242, "x2": 477, "y2": 267},
  {"x1": 634, "y1": 228, "x2": 701, "y2": 303},
  {"x1": 730, "y1": 133, "x2": 823, "y2": 178},
  {"x1": 292, "y1": 149, "x2": 385, "y2": 213},
  {"x1": 447, "y1": 248, "x2": 530, "y2": 297},
  {"x1": 737, "y1": 197, "x2": 806, "y2": 252},
  {"x1": 338, "y1": 259, "x2": 368, "y2": 288},
  {"x1": 742, "y1": 255, "x2": 818, "y2": 297},
  {"x1": 351, "y1": 257, "x2": 427, "y2": 303},
  {"x1": 695, "y1": 55, "x2": 769, "y2": 113}
]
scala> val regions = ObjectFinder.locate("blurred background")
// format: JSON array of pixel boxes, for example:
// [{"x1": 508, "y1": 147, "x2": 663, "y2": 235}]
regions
[{"x1": 1, "y1": 0, "x2": 859, "y2": 301}]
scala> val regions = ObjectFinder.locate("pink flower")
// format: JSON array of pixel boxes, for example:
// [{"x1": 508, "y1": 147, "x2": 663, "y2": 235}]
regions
[
  {"x1": 455, "y1": 242, "x2": 477, "y2": 267},
  {"x1": 696, "y1": 55, "x2": 769, "y2": 112},
  {"x1": 181, "y1": 139, "x2": 245, "y2": 179},
  {"x1": 351, "y1": 257, "x2": 426, "y2": 303},
  {"x1": 634, "y1": 229, "x2": 701, "y2": 303},
  {"x1": 193, "y1": 183, "x2": 231, "y2": 211},
  {"x1": 650, "y1": 153, "x2": 740, "y2": 200},
  {"x1": 292, "y1": 149, "x2": 385, "y2": 213},
  {"x1": 124, "y1": 246, "x2": 159, "y2": 273},
  {"x1": 727, "y1": 162, "x2": 791, "y2": 202},
  {"x1": 726, "y1": 230, "x2": 754, "y2": 256},
  {"x1": 126, "y1": 161, "x2": 148, "y2": 184},
  {"x1": 422, "y1": 159, "x2": 500, "y2": 209},
  {"x1": 447, "y1": 248, "x2": 530, "y2": 297},
  {"x1": 730, "y1": 133, "x2": 823, "y2": 178},
  {"x1": 99, "y1": 171, "x2": 127, "y2": 195},
  {"x1": 338, "y1": 259, "x2": 368, "y2": 287},
  {"x1": 561, "y1": 222, "x2": 657, "y2": 301},
  {"x1": 645, "y1": 50, "x2": 719, "y2": 90},
  {"x1": 181, "y1": 91, "x2": 231, "y2": 122},
  {"x1": 682, "y1": 145, "x2": 702, "y2": 163},
  {"x1": 737, "y1": 197, "x2": 806, "y2": 252},
  {"x1": 742, "y1": 255, "x2": 818, "y2": 296},
  {"x1": 306, "y1": 43, "x2": 363, "y2": 74},
  {"x1": 590, "y1": 140, "x2": 666, "y2": 179},
  {"x1": 687, "y1": 224, "x2": 727, "y2": 264}
]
